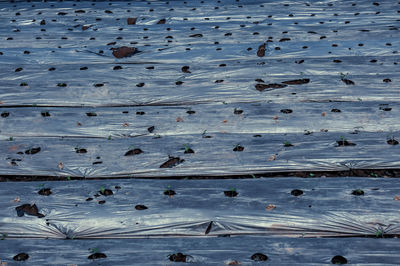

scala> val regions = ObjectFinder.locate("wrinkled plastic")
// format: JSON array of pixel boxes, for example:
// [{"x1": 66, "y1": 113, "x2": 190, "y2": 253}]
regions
[
  {"x1": 1, "y1": 130, "x2": 400, "y2": 178},
  {"x1": 0, "y1": 0, "x2": 399, "y2": 178},
  {"x1": 0, "y1": 0, "x2": 398, "y2": 106},
  {"x1": 1, "y1": 237, "x2": 400, "y2": 265},
  {"x1": 1, "y1": 178, "x2": 400, "y2": 239}
]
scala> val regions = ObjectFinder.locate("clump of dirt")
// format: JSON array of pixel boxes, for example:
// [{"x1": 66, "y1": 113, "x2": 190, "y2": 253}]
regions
[
  {"x1": 160, "y1": 156, "x2": 184, "y2": 168},
  {"x1": 336, "y1": 140, "x2": 356, "y2": 146},
  {"x1": 135, "y1": 204, "x2": 148, "y2": 210},
  {"x1": 387, "y1": 139, "x2": 399, "y2": 145},
  {"x1": 233, "y1": 145, "x2": 244, "y2": 152},
  {"x1": 1, "y1": 112, "x2": 9, "y2": 118},
  {"x1": 88, "y1": 253, "x2": 107, "y2": 260},
  {"x1": 251, "y1": 253, "x2": 268, "y2": 261},
  {"x1": 182, "y1": 66, "x2": 191, "y2": 73},
  {"x1": 75, "y1": 148, "x2": 87, "y2": 153},
  {"x1": 25, "y1": 147, "x2": 41, "y2": 155},
  {"x1": 224, "y1": 190, "x2": 238, "y2": 197},
  {"x1": 38, "y1": 188, "x2": 52, "y2": 196},
  {"x1": 342, "y1": 79, "x2": 355, "y2": 85},
  {"x1": 280, "y1": 109, "x2": 293, "y2": 114},
  {"x1": 157, "y1": 18, "x2": 166, "y2": 24},
  {"x1": 281, "y1": 79, "x2": 310, "y2": 85},
  {"x1": 164, "y1": 189, "x2": 176, "y2": 196},
  {"x1": 351, "y1": 189, "x2": 364, "y2": 196},
  {"x1": 291, "y1": 189, "x2": 303, "y2": 196},
  {"x1": 41, "y1": 111, "x2": 51, "y2": 117},
  {"x1": 257, "y1": 43, "x2": 266, "y2": 57},
  {"x1": 99, "y1": 188, "x2": 113, "y2": 196},
  {"x1": 169, "y1": 253, "x2": 188, "y2": 262},
  {"x1": 255, "y1": 83, "x2": 287, "y2": 91},
  {"x1": 111, "y1": 46, "x2": 138, "y2": 58},
  {"x1": 331, "y1": 255, "x2": 347, "y2": 264},
  {"x1": 124, "y1": 148, "x2": 143, "y2": 156},
  {"x1": 184, "y1": 147, "x2": 195, "y2": 154},
  {"x1": 234, "y1": 108, "x2": 243, "y2": 114},
  {"x1": 148, "y1": 126, "x2": 155, "y2": 133},
  {"x1": 13, "y1": 253, "x2": 29, "y2": 261}
]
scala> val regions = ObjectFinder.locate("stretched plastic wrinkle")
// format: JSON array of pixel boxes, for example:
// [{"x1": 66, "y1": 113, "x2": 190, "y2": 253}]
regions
[{"x1": 1, "y1": 178, "x2": 400, "y2": 239}]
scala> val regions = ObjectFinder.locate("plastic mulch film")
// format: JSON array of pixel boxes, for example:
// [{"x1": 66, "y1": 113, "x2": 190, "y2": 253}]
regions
[
  {"x1": 2, "y1": 178, "x2": 400, "y2": 239},
  {"x1": 0, "y1": 0, "x2": 399, "y2": 178},
  {"x1": 1, "y1": 130, "x2": 400, "y2": 178},
  {"x1": 1, "y1": 237, "x2": 400, "y2": 265},
  {"x1": 0, "y1": 0, "x2": 399, "y2": 106}
]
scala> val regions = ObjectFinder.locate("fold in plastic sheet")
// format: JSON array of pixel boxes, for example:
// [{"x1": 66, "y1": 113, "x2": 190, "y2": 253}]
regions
[
  {"x1": 1, "y1": 178, "x2": 400, "y2": 239},
  {"x1": 0, "y1": 0, "x2": 399, "y2": 106},
  {"x1": 1, "y1": 131, "x2": 400, "y2": 177},
  {"x1": 1, "y1": 237, "x2": 400, "y2": 265}
]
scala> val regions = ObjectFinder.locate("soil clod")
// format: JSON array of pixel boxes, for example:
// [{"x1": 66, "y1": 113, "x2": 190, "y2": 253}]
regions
[
  {"x1": 13, "y1": 253, "x2": 29, "y2": 261},
  {"x1": 160, "y1": 156, "x2": 184, "y2": 168},
  {"x1": 25, "y1": 147, "x2": 41, "y2": 155},
  {"x1": 251, "y1": 253, "x2": 268, "y2": 261},
  {"x1": 224, "y1": 190, "x2": 238, "y2": 197},
  {"x1": 291, "y1": 189, "x2": 303, "y2": 196},
  {"x1": 88, "y1": 253, "x2": 107, "y2": 260},
  {"x1": 352, "y1": 189, "x2": 364, "y2": 196},
  {"x1": 256, "y1": 83, "x2": 287, "y2": 91},
  {"x1": 99, "y1": 189, "x2": 113, "y2": 196},
  {"x1": 38, "y1": 188, "x2": 52, "y2": 196},
  {"x1": 135, "y1": 204, "x2": 148, "y2": 210},
  {"x1": 281, "y1": 79, "x2": 310, "y2": 85},
  {"x1": 257, "y1": 43, "x2": 266, "y2": 57},
  {"x1": 342, "y1": 79, "x2": 355, "y2": 85},
  {"x1": 331, "y1": 255, "x2": 347, "y2": 264},
  {"x1": 124, "y1": 148, "x2": 143, "y2": 156},
  {"x1": 169, "y1": 253, "x2": 188, "y2": 262},
  {"x1": 111, "y1": 46, "x2": 138, "y2": 58}
]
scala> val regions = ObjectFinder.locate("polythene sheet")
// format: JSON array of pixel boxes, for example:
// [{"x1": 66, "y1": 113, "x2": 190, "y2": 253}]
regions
[
  {"x1": 0, "y1": 0, "x2": 400, "y2": 177},
  {"x1": 2, "y1": 178, "x2": 400, "y2": 239},
  {"x1": 1, "y1": 130, "x2": 400, "y2": 177},
  {"x1": 1, "y1": 237, "x2": 400, "y2": 265},
  {"x1": 0, "y1": 0, "x2": 399, "y2": 106}
]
